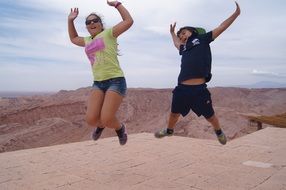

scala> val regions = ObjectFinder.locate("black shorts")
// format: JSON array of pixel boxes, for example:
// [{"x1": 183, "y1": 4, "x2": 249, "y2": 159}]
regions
[{"x1": 171, "y1": 83, "x2": 214, "y2": 118}]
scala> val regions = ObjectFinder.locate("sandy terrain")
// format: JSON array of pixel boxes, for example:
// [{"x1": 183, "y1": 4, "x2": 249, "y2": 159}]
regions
[{"x1": 0, "y1": 87, "x2": 286, "y2": 152}]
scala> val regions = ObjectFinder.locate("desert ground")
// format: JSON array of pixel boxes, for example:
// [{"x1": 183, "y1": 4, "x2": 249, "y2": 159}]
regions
[{"x1": 0, "y1": 87, "x2": 286, "y2": 152}]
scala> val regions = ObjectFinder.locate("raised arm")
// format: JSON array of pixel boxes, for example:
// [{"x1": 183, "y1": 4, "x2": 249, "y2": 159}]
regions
[
  {"x1": 107, "y1": 1, "x2": 134, "y2": 38},
  {"x1": 212, "y1": 1, "x2": 240, "y2": 40},
  {"x1": 170, "y1": 22, "x2": 181, "y2": 50},
  {"x1": 68, "y1": 8, "x2": 85, "y2": 47}
]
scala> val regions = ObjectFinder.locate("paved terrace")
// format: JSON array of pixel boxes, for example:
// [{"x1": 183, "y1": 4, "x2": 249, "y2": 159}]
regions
[{"x1": 0, "y1": 127, "x2": 285, "y2": 190}]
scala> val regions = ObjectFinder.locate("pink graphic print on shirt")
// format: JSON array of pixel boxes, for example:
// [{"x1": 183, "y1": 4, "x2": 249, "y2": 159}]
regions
[{"x1": 85, "y1": 38, "x2": 105, "y2": 65}]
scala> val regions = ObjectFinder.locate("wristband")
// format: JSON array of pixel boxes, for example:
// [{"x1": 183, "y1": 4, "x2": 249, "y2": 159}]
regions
[{"x1": 115, "y1": 2, "x2": 122, "y2": 8}]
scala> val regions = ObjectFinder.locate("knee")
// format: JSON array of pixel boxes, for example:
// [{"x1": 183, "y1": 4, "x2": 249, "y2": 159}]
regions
[
  {"x1": 100, "y1": 115, "x2": 114, "y2": 127},
  {"x1": 85, "y1": 115, "x2": 100, "y2": 127}
]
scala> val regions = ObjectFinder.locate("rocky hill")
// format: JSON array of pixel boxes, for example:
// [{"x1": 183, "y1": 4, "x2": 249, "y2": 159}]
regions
[{"x1": 1, "y1": 87, "x2": 285, "y2": 152}]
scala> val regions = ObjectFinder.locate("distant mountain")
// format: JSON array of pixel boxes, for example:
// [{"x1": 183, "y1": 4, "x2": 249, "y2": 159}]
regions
[
  {"x1": 234, "y1": 81, "x2": 286, "y2": 89},
  {"x1": 1, "y1": 87, "x2": 286, "y2": 152},
  {"x1": 0, "y1": 91, "x2": 54, "y2": 98}
]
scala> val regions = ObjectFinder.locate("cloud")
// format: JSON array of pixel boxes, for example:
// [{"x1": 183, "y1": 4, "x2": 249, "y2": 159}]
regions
[
  {"x1": 252, "y1": 70, "x2": 286, "y2": 78},
  {"x1": 1, "y1": 0, "x2": 286, "y2": 91}
]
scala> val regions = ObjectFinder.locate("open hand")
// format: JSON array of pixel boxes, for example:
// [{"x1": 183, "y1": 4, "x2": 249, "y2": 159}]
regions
[
  {"x1": 68, "y1": 8, "x2": 79, "y2": 21},
  {"x1": 170, "y1": 22, "x2": 177, "y2": 34},
  {"x1": 107, "y1": 0, "x2": 117, "y2": 7},
  {"x1": 234, "y1": 1, "x2": 241, "y2": 15}
]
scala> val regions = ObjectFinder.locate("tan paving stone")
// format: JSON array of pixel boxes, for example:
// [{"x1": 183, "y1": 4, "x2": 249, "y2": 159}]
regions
[{"x1": 0, "y1": 127, "x2": 285, "y2": 190}]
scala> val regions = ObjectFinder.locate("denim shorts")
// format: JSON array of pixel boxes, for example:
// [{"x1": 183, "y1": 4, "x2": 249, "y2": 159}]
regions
[
  {"x1": 171, "y1": 83, "x2": 214, "y2": 119},
  {"x1": 92, "y1": 77, "x2": 127, "y2": 96}
]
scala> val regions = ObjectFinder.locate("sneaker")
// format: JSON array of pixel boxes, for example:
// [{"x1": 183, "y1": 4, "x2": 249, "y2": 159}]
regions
[
  {"x1": 216, "y1": 131, "x2": 227, "y2": 145},
  {"x1": 92, "y1": 127, "x2": 104, "y2": 141},
  {"x1": 154, "y1": 128, "x2": 173, "y2": 138},
  {"x1": 116, "y1": 124, "x2": 127, "y2": 145}
]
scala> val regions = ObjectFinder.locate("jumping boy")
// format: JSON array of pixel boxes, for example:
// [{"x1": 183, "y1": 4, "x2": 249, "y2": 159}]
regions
[{"x1": 155, "y1": 1, "x2": 241, "y2": 145}]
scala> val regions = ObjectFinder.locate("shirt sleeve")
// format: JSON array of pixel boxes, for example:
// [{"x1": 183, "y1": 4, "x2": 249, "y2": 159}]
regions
[
  {"x1": 83, "y1": 36, "x2": 91, "y2": 46},
  {"x1": 200, "y1": 31, "x2": 214, "y2": 44},
  {"x1": 106, "y1": 28, "x2": 116, "y2": 39}
]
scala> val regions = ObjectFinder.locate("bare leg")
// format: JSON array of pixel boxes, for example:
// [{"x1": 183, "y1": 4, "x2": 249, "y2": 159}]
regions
[
  {"x1": 206, "y1": 114, "x2": 227, "y2": 145},
  {"x1": 85, "y1": 90, "x2": 105, "y2": 127},
  {"x1": 100, "y1": 91, "x2": 123, "y2": 130},
  {"x1": 206, "y1": 114, "x2": 221, "y2": 130},
  {"x1": 167, "y1": 113, "x2": 180, "y2": 129},
  {"x1": 155, "y1": 112, "x2": 180, "y2": 138}
]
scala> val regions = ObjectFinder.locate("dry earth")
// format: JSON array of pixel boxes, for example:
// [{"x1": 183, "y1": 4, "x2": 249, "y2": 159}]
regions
[{"x1": 1, "y1": 87, "x2": 285, "y2": 152}]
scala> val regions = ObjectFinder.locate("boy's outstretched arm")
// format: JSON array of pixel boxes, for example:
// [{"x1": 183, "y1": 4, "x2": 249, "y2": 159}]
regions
[
  {"x1": 170, "y1": 22, "x2": 181, "y2": 50},
  {"x1": 212, "y1": 1, "x2": 240, "y2": 40}
]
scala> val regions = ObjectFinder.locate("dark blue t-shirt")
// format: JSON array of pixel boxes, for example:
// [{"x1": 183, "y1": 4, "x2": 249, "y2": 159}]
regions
[{"x1": 178, "y1": 31, "x2": 214, "y2": 84}]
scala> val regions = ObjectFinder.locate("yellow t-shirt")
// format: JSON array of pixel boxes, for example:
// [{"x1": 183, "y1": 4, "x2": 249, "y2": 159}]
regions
[{"x1": 84, "y1": 28, "x2": 124, "y2": 81}]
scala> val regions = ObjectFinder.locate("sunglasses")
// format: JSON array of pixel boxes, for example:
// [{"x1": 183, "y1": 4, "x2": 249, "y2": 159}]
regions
[{"x1": 85, "y1": 18, "x2": 100, "y2": 25}]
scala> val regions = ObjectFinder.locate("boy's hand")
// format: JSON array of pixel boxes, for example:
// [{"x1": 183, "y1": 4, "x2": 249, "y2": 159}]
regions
[
  {"x1": 170, "y1": 22, "x2": 177, "y2": 34},
  {"x1": 170, "y1": 22, "x2": 181, "y2": 50},
  {"x1": 68, "y1": 8, "x2": 79, "y2": 21},
  {"x1": 234, "y1": 1, "x2": 241, "y2": 16}
]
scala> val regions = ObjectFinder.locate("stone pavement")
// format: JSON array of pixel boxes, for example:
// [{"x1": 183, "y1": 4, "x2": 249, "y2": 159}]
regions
[{"x1": 0, "y1": 127, "x2": 285, "y2": 190}]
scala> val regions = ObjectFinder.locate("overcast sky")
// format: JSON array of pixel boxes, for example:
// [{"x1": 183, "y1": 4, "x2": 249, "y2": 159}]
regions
[{"x1": 0, "y1": 0, "x2": 286, "y2": 92}]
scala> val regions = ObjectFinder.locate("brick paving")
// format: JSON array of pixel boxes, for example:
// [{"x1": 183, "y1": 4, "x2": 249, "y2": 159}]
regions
[{"x1": 0, "y1": 127, "x2": 285, "y2": 190}]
